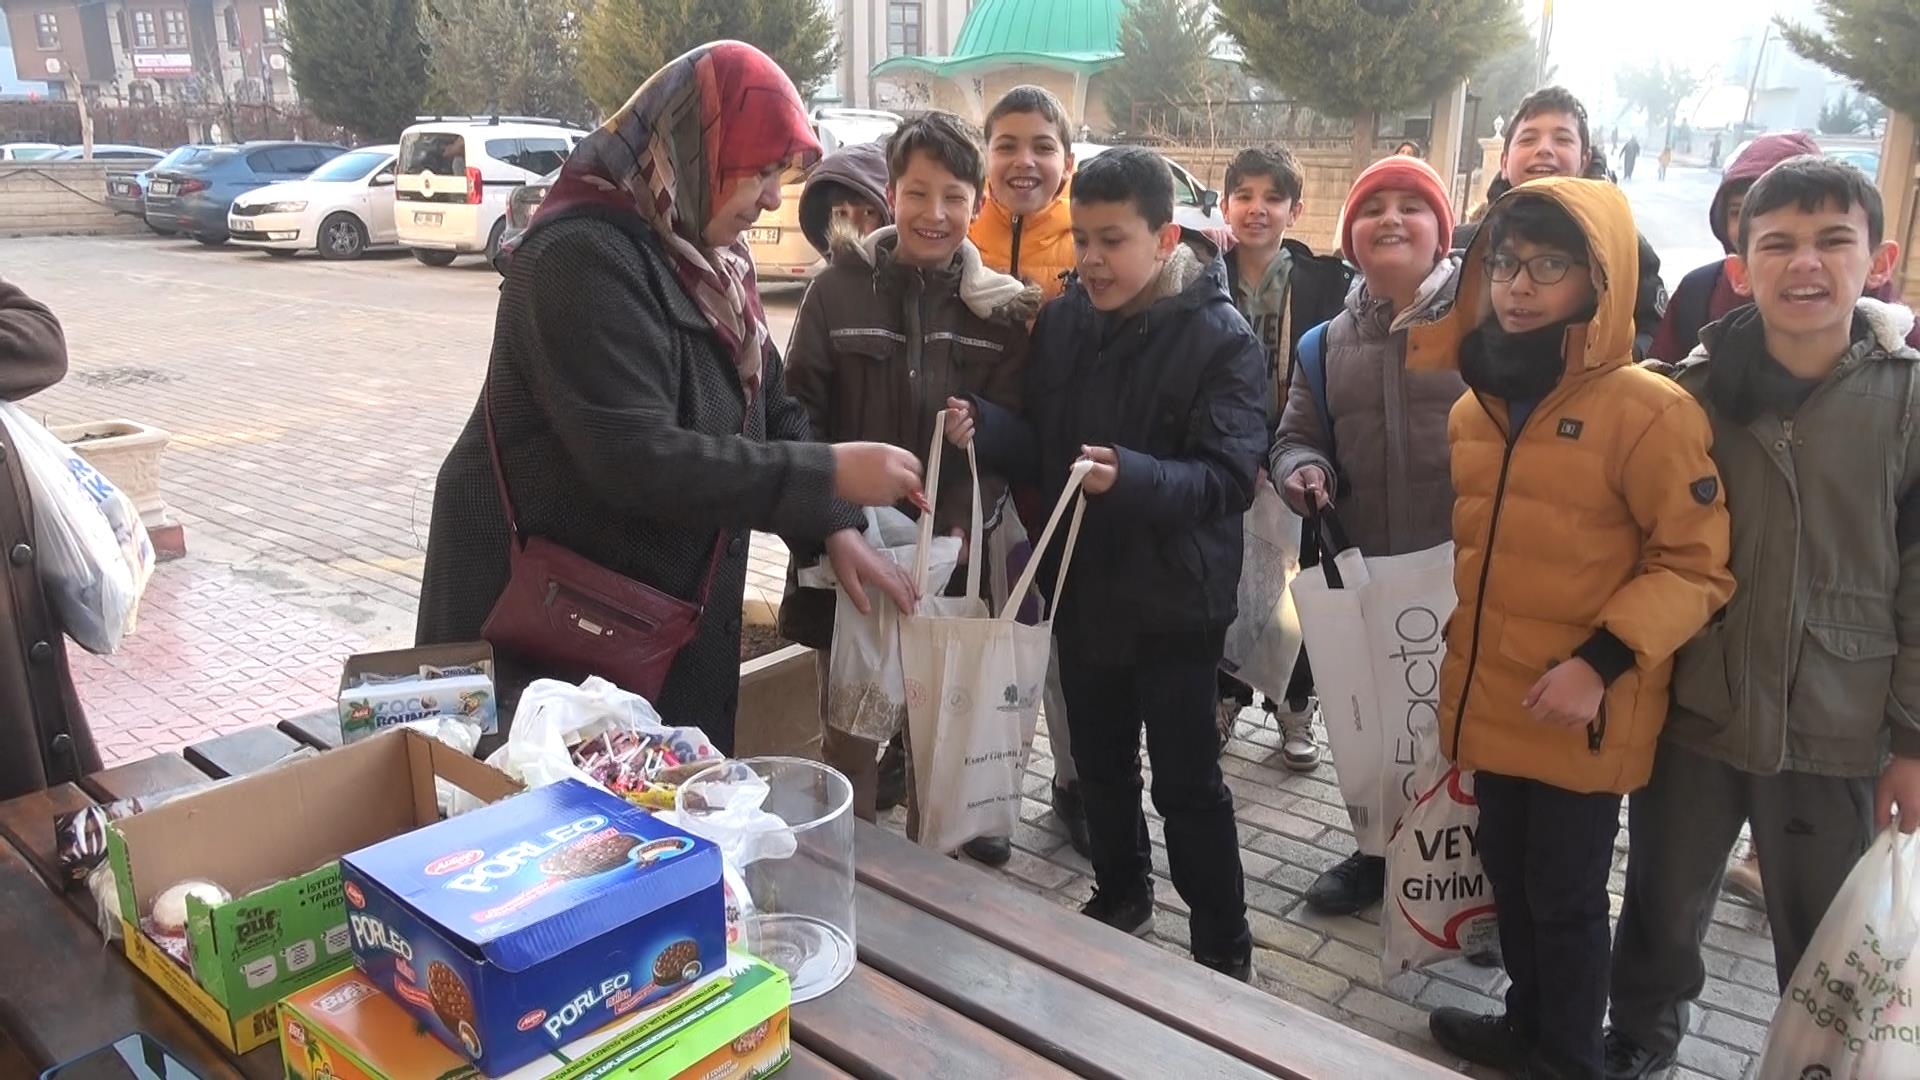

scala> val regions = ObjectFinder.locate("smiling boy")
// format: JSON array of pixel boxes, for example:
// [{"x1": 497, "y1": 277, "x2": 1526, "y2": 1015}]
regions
[
  {"x1": 1409, "y1": 181, "x2": 1732, "y2": 1079},
  {"x1": 948, "y1": 147, "x2": 1266, "y2": 981},
  {"x1": 1604, "y1": 156, "x2": 1920, "y2": 1080}
]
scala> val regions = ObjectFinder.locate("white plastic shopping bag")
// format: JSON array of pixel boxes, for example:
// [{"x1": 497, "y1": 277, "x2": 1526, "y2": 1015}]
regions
[
  {"x1": 1756, "y1": 827, "x2": 1920, "y2": 1079},
  {"x1": 1288, "y1": 510, "x2": 1456, "y2": 855},
  {"x1": 798, "y1": 507, "x2": 960, "y2": 742},
  {"x1": 1382, "y1": 751, "x2": 1497, "y2": 979},
  {"x1": 0, "y1": 402, "x2": 154, "y2": 654},
  {"x1": 1221, "y1": 485, "x2": 1304, "y2": 703},
  {"x1": 478, "y1": 675, "x2": 718, "y2": 793},
  {"x1": 901, "y1": 414, "x2": 1090, "y2": 854}
]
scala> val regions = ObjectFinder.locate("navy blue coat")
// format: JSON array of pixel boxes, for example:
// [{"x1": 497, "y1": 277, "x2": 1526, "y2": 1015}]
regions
[{"x1": 971, "y1": 238, "x2": 1268, "y2": 660}]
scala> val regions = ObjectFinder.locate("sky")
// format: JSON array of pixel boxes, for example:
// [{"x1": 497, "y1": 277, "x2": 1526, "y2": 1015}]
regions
[{"x1": 1538, "y1": 0, "x2": 1806, "y2": 120}]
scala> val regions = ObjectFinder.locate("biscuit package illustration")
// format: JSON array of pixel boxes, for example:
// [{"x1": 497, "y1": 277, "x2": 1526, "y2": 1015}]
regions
[{"x1": 339, "y1": 779, "x2": 728, "y2": 1074}]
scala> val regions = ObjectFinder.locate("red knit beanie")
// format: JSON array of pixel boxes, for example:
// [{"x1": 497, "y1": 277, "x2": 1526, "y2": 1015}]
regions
[{"x1": 1339, "y1": 155, "x2": 1456, "y2": 264}]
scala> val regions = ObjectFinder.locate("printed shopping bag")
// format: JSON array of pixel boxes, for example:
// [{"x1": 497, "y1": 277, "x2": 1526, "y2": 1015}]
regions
[
  {"x1": 1288, "y1": 509, "x2": 1456, "y2": 855},
  {"x1": 1220, "y1": 484, "x2": 1304, "y2": 704},
  {"x1": 1382, "y1": 751, "x2": 1497, "y2": 979},
  {"x1": 797, "y1": 507, "x2": 961, "y2": 742},
  {"x1": 901, "y1": 413, "x2": 1090, "y2": 854},
  {"x1": 1756, "y1": 827, "x2": 1920, "y2": 1079}
]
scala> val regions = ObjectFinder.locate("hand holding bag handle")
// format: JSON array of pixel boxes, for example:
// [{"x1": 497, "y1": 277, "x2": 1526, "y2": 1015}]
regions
[
  {"x1": 914, "y1": 410, "x2": 984, "y2": 603},
  {"x1": 1307, "y1": 504, "x2": 1358, "y2": 590}
]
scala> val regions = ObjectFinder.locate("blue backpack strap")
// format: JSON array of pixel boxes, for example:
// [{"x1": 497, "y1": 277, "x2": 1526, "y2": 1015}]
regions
[{"x1": 1297, "y1": 321, "x2": 1334, "y2": 468}]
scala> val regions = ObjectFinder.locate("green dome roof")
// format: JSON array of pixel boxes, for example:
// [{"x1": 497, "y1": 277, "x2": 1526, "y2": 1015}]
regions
[{"x1": 873, "y1": 0, "x2": 1125, "y2": 78}]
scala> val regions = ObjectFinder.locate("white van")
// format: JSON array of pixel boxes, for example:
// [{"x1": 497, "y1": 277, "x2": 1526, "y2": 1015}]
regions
[{"x1": 394, "y1": 117, "x2": 589, "y2": 266}]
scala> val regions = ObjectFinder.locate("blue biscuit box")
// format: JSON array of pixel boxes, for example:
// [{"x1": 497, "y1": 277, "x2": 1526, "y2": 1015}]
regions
[{"x1": 338, "y1": 778, "x2": 727, "y2": 1075}]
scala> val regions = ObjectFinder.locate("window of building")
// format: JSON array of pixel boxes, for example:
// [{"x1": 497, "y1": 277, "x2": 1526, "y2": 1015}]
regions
[
  {"x1": 223, "y1": 6, "x2": 239, "y2": 44},
  {"x1": 163, "y1": 9, "x2": 188, "y2": 46},
  {"x1": 132, "y1": 10, "x2": 157, "y2": 47},
  {"x1": 886, "y1": 2, "x2": 921, "y2": 58},
  {"x1": 35, "y1": 12, "x2": 59, "y2": 49},
  {"x1": 129, "y1": 82, "x2": 155, "y2": 105},
  {"x1": 261, "y1": 6, "x2": 283, "y2": 44}
]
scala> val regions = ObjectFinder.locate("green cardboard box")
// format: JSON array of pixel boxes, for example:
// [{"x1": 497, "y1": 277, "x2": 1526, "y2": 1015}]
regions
[{"x1": 107, "y1": 728, "x2": 520, "y2": 1052}]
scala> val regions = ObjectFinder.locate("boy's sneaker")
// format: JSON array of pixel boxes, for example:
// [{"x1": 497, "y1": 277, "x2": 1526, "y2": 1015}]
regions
[
  {"x1": 1304, "y1": 852, "x2": 1385, "y2": 915},
  {"x1": 1080, "y1": 885, "x2": 1153, "y2": 936},
  {"x1": 963, "y1": 835, "x2": 1012, "y2": 867},
  {"x1": 1723, "y1": 849, "x2": 1764, "y2": 906},
  {"x1": 1277, "y1": 698, "x2": 1321, "y2": 771},
  {"x1": 1051, "y1": 782, "x2": 1092, "y2": 859},
  {"x1": 1602, "y1": 1028, "x2": 1676, "y2": 1080},
  {"x1": 1428, "y1": 1008, "x2": 1530, "y2": 1073},
  {"x1": 1215, "y1": 698, "x2": 1243, "y2": 750},
  {"x1": 1194, "y1": 948, "x2": 1255, "y2": 983}
]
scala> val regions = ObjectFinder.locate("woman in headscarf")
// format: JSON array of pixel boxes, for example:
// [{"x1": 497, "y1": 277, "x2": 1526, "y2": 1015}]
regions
[{"x1": 417, "y1": 41, "x2": 922, "y2": 753}]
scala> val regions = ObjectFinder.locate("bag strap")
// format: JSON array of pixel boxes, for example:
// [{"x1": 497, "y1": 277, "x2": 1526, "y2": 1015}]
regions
[
  {"x1": 1308, "y1": 504, "x2": 1355, "y2": 589},
  {"x1": 1001, "y1": 459, "x2": 1091, "y2": 622},
  {"x1": 1298, "y1": 321, "x2": 1334, "y2": 469},
  {"x1": 482, "y1": 371, "x2": 730, "y2": 609},
  {"x1": 915, "y1": 410, "x2": 983, "y2": 600}
]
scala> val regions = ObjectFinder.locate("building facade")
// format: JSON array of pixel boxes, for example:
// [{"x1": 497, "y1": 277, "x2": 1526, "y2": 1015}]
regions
[
  {"x1": 2, "y1": 0, "x2": 295, "y2": 107},
  {"x1": 826, "y1": 0, "x2": 973, "y2": 110}
]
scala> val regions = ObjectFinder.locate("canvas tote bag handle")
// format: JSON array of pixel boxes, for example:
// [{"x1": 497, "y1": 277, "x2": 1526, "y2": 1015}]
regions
[{"x1": 914, "y1": 410, "x2": 984, "y2": 601}]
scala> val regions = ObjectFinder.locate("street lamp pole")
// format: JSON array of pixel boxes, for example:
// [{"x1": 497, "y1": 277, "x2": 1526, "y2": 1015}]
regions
[{"x1": 1741, "y1": 22, "x2": 1770, "y2": 131}]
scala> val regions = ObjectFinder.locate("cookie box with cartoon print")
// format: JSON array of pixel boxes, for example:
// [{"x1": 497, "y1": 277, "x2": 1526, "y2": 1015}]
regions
[
  {"x1": 338, "y1": 777, "x2": 728, "y2": 1075},
  {"x1": 278, "y1": 955, "x2": 790, "y2": 1080},
  {"x1": 339, "y1": 641, "x2": 498, "y2": 744}
]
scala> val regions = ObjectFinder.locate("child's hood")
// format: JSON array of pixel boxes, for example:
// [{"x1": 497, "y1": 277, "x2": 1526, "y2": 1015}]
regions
[
  {"x1": 798, "y1": 141, "x2": 891, "y2": 256},
  {"x1": 827, "y1": 223, "x2": 1040, "y2": 326},
  {"x1": 1407, "y1": 176, "x2": 1639, "y2": 381}
]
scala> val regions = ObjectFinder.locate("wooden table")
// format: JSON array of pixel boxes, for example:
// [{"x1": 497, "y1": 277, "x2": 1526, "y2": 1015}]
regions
[{"x1": 0, "y1": 721, "x2": 1455, "y2": 1079}]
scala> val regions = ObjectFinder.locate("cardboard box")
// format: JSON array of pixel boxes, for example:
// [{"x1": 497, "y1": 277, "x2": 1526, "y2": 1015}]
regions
[
  {"x1": 340, "y1": 642, "x2": 498, "y2": 744},
  {"x1": 108, "y1": 729, "x2": 521, "y2": 1053},
  {"x1": 340, "y1": 778, "x2": 729, "y2": 1075},
  {"x1": 280, "y1": 956, "x2": 790, "y2": 1080}
]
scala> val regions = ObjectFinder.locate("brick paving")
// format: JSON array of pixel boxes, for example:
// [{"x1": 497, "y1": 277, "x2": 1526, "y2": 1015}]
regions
[{"x1": 4, "y1": 234, "x2": 1775, "y2": 1075}]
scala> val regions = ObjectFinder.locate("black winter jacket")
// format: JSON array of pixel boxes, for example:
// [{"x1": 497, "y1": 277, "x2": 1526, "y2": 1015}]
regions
[
  {"x1": 970, "y1": 235, "x2": 1268, "y2": 661},
  {"x1": 1222, "y1": 237, "x2": 1353, "y2": 424},
  {"x1": 416, "y1": 208, "x2": 861, "y2": 752}
]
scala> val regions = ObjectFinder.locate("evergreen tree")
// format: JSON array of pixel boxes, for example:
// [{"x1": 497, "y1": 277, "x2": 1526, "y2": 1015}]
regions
[
  {"x1": 1104, "y1": 0, "x2": 1215, "y2": 137},
  {"x1": 422, "y1": 0, "x2": 593, "y2": 124},
  {"x1": 1777, "y1": 0, "x2": 1920, "y2": 118},
  {"x1": 578, "y1": 0, "x2": 837, "y2": 117},
  {"x1": 1215, "y1": 0, "x2": 1522, "y2": 167},
  {"x1": 284, "y1": 0, "x2": 427, "y2": 141},
  {"x1": 1614, "y1": 61, "x2": 1702, "y2": 144}
]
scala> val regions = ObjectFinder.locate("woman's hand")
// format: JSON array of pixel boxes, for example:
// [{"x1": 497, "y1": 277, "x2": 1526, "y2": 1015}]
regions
[
  {"x1": 944, "y1": 397, "x2": 976, "y2": 448},
  {"x1": 833, "y1": 442, "x2": 923, "y2": 507},
  {"x1": 1280, "y1": 464, "x2": 1332, "y2": 516},
  {"x1": 825, "y1": 528, "x2": 918, "y2": 615}
]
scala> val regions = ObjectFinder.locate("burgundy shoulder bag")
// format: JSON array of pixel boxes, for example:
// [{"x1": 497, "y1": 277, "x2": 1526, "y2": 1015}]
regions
[{"x1": 478, "y1": 378, "x2": 727, "y2": 703}]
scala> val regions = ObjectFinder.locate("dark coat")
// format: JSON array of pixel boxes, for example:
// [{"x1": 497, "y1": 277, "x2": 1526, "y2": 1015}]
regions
[
  {"x1": 415, "y1": 208, "x2": 861, "y2": 753},
  {"x1": 1222, "y1": 237, "x2": 1353, "y2": 425},
  {"x1": 971, "y1": 235, "x2": 1268, "y2": 662},
  {"x1": 0, "y1": 277, "x2": 97, "y2": 798},
  {"x1": 777, "y1": 229, "x2": 1032, "y2": 647}
]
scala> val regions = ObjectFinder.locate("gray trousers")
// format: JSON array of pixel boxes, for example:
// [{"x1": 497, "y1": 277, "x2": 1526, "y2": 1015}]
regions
[{"x1": 1610, "y1": 740, "x2": 1873, "y2": 1055}]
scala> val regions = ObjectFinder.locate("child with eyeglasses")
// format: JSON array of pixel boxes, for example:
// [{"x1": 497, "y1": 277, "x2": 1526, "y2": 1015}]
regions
[{"x1": 1407, "y1": 180, "x2": 1732, "y2": 1079}]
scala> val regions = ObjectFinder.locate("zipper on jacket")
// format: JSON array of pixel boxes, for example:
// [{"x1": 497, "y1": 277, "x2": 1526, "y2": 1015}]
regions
[
  {"x1": 1009, "y1": 215, "x2": 1024, "y2": 280},
  {"x1": 1449, "y1": 396, "x2": 1523, "y2": 763},
  {"x1": 1587, "y1": 705, "x2": 1607, "y2": 754}
]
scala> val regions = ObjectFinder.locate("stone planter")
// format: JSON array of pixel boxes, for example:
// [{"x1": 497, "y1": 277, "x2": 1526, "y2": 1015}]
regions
[
  {"x1": 49, "y1": 418, "x2": 186, "y2": 560},
  {"x1": 735, "y1": 642, "x2": 822, "y2": 760}
]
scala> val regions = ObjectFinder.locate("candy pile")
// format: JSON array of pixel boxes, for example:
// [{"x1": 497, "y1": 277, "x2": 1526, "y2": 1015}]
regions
[{"x1": 571, "y1": 728, "x2": 723, "y2": 811}]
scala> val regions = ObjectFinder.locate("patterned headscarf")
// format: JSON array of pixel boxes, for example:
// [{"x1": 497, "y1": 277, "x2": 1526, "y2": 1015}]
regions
[{"x1": 530, "y1": 41, "x2": 821, "y2": 398}]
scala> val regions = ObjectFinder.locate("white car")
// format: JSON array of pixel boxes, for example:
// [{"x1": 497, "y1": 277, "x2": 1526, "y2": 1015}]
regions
[
  {"x1": 1074, "y1": 143, "x2": 1222, "y2": 231},
  {"x1": 394, "y1": 117, "x2": 589, "y2": 266},
  {"x1": 0, "y1": 142, "x2": 61, "y2": 161},
  {"x1": 227, "y1": 146, "x2": 400, "y2": 260}
]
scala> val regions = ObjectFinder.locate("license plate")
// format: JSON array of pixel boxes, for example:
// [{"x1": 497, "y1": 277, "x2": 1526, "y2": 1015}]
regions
[
  {"x1": 747, "y1": 227, "x2": 779, "y2": 244},
  {"x1": 150, "y1": 181, "x2": 173, "y2": 196},
  {"x1": 415, "y1": 211, "x2": 443, "y2": 227}
]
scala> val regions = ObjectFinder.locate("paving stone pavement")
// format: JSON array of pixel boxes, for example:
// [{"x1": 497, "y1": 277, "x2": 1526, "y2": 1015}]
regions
[{"x1": 5, "y1": 235, "x2": 1777, "y2": 1075}]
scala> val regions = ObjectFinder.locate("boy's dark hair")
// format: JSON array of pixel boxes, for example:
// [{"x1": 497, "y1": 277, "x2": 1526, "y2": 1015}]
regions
[
  {"x1": 1224, "y1": 146, "x2": 1304, "y2": 205},
  {"x1": 1487, "y1": 194, "x2": 1591, "y2": 263},
  {"x1": 1738, "y1": 153, "x2": 1885, "y2": 251},
  {"x1": 983, "y1": 85, "x2": 1074, "y2": 148},
  {"x1": 1504, "y1": 86, "x2": 1591, "y2": 160},
  {"x1": 885, "y1": 111, "x2": 985, "y2": 191},
  {"x1": 1072, "y1": 146, "x2": 1175, "y2": 231}
]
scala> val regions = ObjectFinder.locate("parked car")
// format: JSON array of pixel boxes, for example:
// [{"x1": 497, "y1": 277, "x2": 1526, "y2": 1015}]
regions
[
  {"x1": 46, "y1": 144, "x2": 164, "y2": 164},
  {"x1": 144, "y1": 141, "x2": 347, "y2": 246},
  {"x1": 1075, "y1": 143, "x2": 1221, "y2": 230},
  {"x1": 395, "y1": 116, "x2": 589, "y2": 266},
  {"x1": 1, "y1": 142, "x2": 62, "y2": 161},
  {"x1": 106, "y1": 145, "x2": 215, "y2": 231},
  {"x1": 228, "y1": 145, "x2": 400, "y2": 260}
]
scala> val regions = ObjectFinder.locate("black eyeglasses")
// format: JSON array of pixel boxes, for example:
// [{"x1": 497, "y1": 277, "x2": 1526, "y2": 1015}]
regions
[{"x1": 1485, "y1": 252, "x2": 1587, "y2": 285}]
